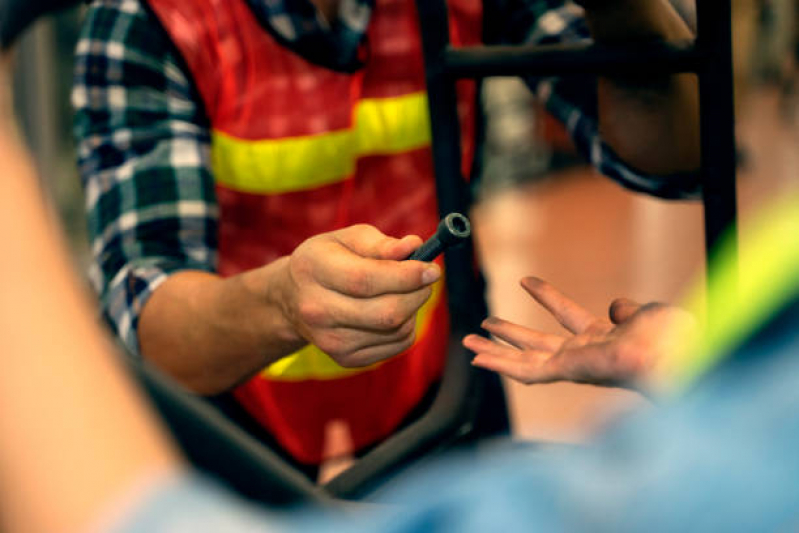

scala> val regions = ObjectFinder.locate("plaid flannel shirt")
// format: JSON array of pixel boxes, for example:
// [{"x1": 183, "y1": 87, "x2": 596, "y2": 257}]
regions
[{"x1": 73, "y1": 0, "x2": 699, "y2": 354}]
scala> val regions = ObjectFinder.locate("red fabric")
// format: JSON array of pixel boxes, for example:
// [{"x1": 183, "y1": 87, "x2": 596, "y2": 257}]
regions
[
  {"x1": 147, "y1": 0, "x2": 482, "y2": 464},
  {"x1": 233, "y1": 294, "x2": 450, "y2": 464}
]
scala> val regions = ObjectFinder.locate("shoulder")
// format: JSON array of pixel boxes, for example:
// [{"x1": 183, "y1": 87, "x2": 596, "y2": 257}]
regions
[{"x1": 78, "y1": 0, "x2": 177, "y2": 67}]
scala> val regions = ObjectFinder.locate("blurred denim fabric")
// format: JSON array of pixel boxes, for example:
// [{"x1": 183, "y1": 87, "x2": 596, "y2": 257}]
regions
[{"x1": 117, "y1": 302, "x2": 799, "y2": 532}]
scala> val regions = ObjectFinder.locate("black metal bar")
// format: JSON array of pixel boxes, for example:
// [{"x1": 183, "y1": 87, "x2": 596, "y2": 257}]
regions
[
  {"x1": 696, "y1": 0, "x2": 738, "y2": 304},
  {"x1": 411, "y1": 1, "x2": 484, "y2": 329},
  {"x1": 132, "y1": 361, "x2": 328, "y2": 507},
  {"x1": 444, "y1": 40, "x2": 701, "y2": 78},
  {"x1": 324, "y1": 339, "x2": 475, "y2": 499},
  {"x1": 323, "y1": 0, "x2": 510, "y2": 499}
]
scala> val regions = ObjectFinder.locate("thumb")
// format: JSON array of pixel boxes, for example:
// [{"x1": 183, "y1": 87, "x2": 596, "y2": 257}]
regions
[
  {"x1": 381, "y1": 234, "x2": 424, "y2": 261},
  {"x1": 609, "y1": 297, "x2": 642, "y2": 324},
  {"x1": 333, "y1": 224, "x2": 419, "y2": 260}
]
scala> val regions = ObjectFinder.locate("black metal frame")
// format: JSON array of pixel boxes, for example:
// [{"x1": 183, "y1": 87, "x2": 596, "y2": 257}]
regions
[{"x1": 416, "y1": 0, "x2": 738, "y2": 285}]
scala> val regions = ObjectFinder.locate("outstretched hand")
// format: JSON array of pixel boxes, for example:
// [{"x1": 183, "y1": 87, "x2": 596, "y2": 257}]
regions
[{"x1": 463, "y1": 277, "x2": 695, "y2": 389}]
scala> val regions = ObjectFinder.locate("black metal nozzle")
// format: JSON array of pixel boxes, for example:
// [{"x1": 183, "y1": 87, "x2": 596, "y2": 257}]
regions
[{"x1": 406, "y1": 212, "x2": 471, "y2": 262}]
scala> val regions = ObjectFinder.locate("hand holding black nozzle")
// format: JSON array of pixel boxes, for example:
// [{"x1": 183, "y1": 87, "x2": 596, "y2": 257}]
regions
[{"x1": 406, "y1": 213, "x2": 471, "y2": 262}]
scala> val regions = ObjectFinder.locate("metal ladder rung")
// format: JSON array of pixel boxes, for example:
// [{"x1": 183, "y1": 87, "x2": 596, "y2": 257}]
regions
[{"x1": 443, "y1": 40, "x2": 701, "y2": 78}]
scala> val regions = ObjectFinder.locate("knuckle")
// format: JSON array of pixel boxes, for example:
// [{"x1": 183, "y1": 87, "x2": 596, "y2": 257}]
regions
[
  {"x1": 319, "y1": 335, "x2": 348, "y2": 361},
  {"x1": 346, "y1": 270, "x2": 373, "y2": 296},
  {"x1": 297, "y1": 300, "x2": 327, "y2": 327},
  {"x1": 288, "y1": 251, "x2": 316, "y2": 280},
  {"x1": 347, "y1": 224, "x2": 379, "y2": 245},
  {"x1": 377, "y1": 306, "x2": 404, "y2": 330},
  {"x1": 350, "y1": 223, "x2": 373, "y2": 234}
]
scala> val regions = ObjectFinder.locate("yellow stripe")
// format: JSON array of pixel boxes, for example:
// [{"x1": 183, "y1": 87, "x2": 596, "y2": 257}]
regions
[
  {"x1": 262, "y1": 278, "x2": 444, "y2": 381},
  {"x1": 211, "y1": 92, "x2": 431, "y2": 194},
  {"x1": 656, "y1": 194, "x2": 799, "y2": 392}
]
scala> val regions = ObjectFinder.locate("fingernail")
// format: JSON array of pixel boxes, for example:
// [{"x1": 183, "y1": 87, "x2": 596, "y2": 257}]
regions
[
  {"x1": 482, "y1": 316, "x2": 499, "y2": 327},
  {"x1": 422, "y1": 265, "x2": 441, "y2": 284}
]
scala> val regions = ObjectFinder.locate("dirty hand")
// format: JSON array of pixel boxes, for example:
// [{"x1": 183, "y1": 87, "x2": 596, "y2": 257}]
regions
[
  {"x1": 463, "y1": 277, "x2": 695, "y2": 389},
  {"x1": 277, "y1": 224, "x2": 440, "y2": 367}
]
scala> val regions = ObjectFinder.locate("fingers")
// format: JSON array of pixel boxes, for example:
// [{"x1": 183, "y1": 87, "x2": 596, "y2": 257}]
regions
[
  {"x1": 464, "y1": 334, "x2": 555, "y2": 385},
  {"x1": 306, "y1": 229, "x2": 440, "y2": 297},
  {"x1": 471, "y1": 354, "x2": 551, "y2": 385},
  {"x1": 300, "y1": 285, "x2": 433, "y2": 331},
  {"x1": 609, "y1": 297, "x2": 642, "y2": 324},
  {"x1": 334, "y1": 224, "x2": 422, "y2": 261},
  {"x1": 470, "y1": 336, "x2": 645, "y2": 387},
  {"x1": 339, "y1": 323, "x2": 418, "y2": 367},
  {"x1": 383, "y1": 235, "x2": 425, "y2": 261},
  {"x1": 463, "y1": 334, "x2": 525, "y2": 360},
  {"x1": 285, "y1": 225, "x2": 439, "y2": 368},
  {"x1": 317, "y1": 315, "x2": 418, "y2": 366},
  {"x1": 521, "y1": 277, "x2": 601, "y2": 334},
  {"x1": 481, "y1": 316, "x2": 565, "y2": 351}
]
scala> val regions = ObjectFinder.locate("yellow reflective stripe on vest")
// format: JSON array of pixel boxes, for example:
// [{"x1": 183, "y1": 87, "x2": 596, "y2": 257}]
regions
[
  {"x1": 211, "y1": 92, "x2": 431, "y2": 194},
  {"x1": 262, "y1": 277, "x2": 444, "y2": 381},
  {"x1": 656, "y1": 195, "x2": 799, "y2": 392}
]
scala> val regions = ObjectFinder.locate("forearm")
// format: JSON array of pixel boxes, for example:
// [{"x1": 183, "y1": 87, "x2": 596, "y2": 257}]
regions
[
  {"x1": 0, "y1": 127, "x2": 180, "y2": 533},
  {"x1": 585, "y1": 0, "x2": 700, "y2": 174},
  {"x1": 138, "y1": 260, "x2": 306, "y2": 395}
]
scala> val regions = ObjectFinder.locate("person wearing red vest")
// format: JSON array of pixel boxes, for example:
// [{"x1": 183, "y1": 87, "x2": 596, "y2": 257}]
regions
[{"x1": 73, "y1": 0, "x2": 700, "y2": 474}]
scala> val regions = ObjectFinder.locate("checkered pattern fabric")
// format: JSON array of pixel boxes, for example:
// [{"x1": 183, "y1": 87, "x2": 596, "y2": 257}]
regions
[{"x1": 73, "y1": 0, "x2": 700, "y2": 354}]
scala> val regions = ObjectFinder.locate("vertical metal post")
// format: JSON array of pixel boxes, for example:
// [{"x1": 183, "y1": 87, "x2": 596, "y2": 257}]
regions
[
  {"x1": 696, "y1": 0, "x2": 739, "y2": 305},
  {"x1": 414, "y1": 0, "x2": 481, "y2": 332},
  {"x1": 413, "y1": 0, "x2": 509, "y2": 439}
]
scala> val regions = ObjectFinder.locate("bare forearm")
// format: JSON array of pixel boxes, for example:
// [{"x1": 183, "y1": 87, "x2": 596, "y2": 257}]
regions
[
  {"x1": 0, "y1": 128, "x2": 180, "y2": 533},
  {"x1": 138, "y1": 225, "x2": 438, "y2": 395},
  {"x1": 585, "y1": 0, "x2": 700, "y2": 174},
  {"x1": 138, "y1": 260, "x2": 306, "y2": 395}
]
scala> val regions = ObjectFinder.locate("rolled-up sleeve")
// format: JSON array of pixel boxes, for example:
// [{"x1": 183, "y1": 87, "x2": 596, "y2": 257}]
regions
[
  {"x1": 73, "y1": 0, "x2": 218, "y2": 354},
  {"x1": 487, "y1": 0, "x2": 700, "y2": 199}
]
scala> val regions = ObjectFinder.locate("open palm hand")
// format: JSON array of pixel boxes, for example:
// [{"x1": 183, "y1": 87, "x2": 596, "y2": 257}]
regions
[{"x1": 463, "y1": 277, "x2": 695, "y2": 389}]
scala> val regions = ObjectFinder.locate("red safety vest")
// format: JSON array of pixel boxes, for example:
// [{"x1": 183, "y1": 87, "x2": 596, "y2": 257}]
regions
[{"x1": 147, "y1": 0, "x2": 481, "y2": 464}]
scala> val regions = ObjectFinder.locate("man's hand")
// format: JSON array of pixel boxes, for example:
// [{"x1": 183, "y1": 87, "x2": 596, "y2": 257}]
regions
[
  {"x1": 463, "y1": 277, "x2": 695, "y2": 388},
  {"x1": 139, "y1": 224, "x2": 439, "y2": 394},
  {"x1": 276, "y1": 224, "x2": 440, "y2": 367}
]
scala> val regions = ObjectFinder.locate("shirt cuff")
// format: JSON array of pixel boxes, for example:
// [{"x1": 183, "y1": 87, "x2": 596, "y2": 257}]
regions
[{"x1": 101, "y1": 259, "x2": 213, "y2": 356}]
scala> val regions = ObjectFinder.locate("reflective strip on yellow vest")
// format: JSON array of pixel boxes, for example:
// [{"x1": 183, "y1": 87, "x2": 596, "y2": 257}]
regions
[{"x1": 211, "y1": 92, "x2": 432, "y2": 194}]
